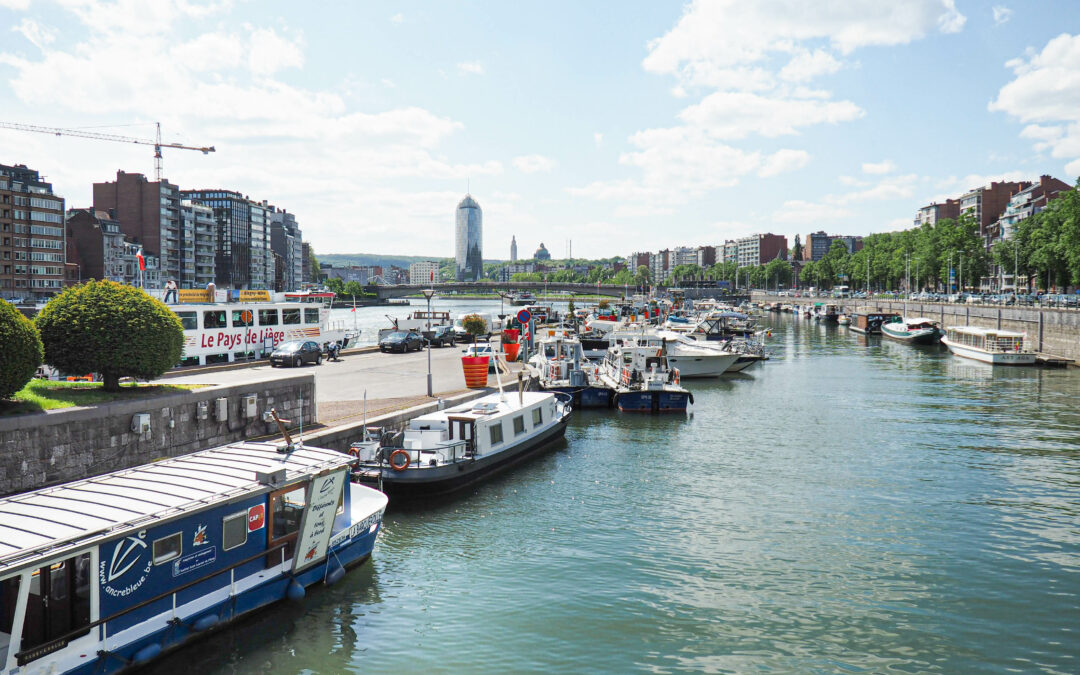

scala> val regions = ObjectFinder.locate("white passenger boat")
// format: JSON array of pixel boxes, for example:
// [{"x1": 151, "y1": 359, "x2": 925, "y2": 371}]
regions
[
  {"x1": 941, "y1": 326, "x2": 1036, "y2": 365},
  {"x1": 173, "y1": 292, "x2": 359, "y2": 366},
  {"x1": 351, "y1": 390, "x2": 573, "y2": 498},
  {"x1": 0, "y1": 441, "x2": 387, "y2": 674}
]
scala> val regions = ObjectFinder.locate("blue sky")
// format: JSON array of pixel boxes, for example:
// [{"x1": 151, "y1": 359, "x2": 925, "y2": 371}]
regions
[{"x1": 1, "y1": 0, "x2": 1078, "y2": 260}]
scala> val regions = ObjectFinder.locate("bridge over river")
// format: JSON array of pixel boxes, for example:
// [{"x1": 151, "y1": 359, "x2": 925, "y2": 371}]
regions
[{"x1": 367, "y1": 281, "x2": 746, "y2": 301}]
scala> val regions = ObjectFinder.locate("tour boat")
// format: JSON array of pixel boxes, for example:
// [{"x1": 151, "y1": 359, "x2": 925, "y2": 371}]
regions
[
  {"x1": 173, "y1": 292, "x2": 359, "y2": 367},
  {"x1": 597, "y1": 343, "x2": 693, "y2": 413},
  {"x1": 350, "y1": 390, "x2": 573, "y2": 498},
  {"x1": 0, "y1": 441, "x2": 387, "y2": 674},
  {"x1": 880, "y1": 316, "x2": 943, "y2": 344},
  {"x1": 940, "y1": 326, "x2": 1036, "y2": 365},
  {"x1": 527, "y1": 335, "x2": 614, "y2": 408}
]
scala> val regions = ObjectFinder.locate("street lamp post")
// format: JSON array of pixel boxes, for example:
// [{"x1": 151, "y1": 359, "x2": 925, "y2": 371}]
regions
[{"x1": 422, "y1": 288, "x2": 436, "y2": 397}]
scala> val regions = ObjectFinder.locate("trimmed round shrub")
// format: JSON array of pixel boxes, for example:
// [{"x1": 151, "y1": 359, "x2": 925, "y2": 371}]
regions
[
  {"x1": 35, "y1": 280, "x2": 184, "y2": 391},
  {"x1": 0, "y1": 299, "x2": 43, "y2": 400},
  {"x1": 462, "y1": 313, "x2": 487, "y2": 342}
]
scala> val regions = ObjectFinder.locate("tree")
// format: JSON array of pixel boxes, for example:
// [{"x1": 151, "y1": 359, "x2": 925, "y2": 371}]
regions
[
  {"x1": 343, "y1": 280, "x2": 365, "y2": 298},
  {"x1": 461, "y1": 313, "x2": 487, "y2": 344},
  {"x1": 791, "y1": 234, "x2": 803, "y2": 262},
  {"x1": 764, "y1": 259, "x2": 793, "y2": 289},
  {"x1": 0, "y1": 299, "x2": 43, "y2": 400},
  {"x1": 634, "y1": 265, "x2": 651, "y2": 287},
  {"x1": 610, "y1": 269, "x2": 634, "y2": 286},
  {"x1": 308, "y1": 246, "x2": 321, "y2": 281},
  {"x1": 324, "y1": 277, "x2": 345, "y2": 295},
  {"x1": 35, "y1": 280, "x2": 184, "y2": 391}
]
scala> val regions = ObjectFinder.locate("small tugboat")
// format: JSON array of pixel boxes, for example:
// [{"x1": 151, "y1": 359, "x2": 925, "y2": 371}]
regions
[
  {"x1": 880, "y1": 316, "x2": 944, "y2": 344},
  {"x1": 597, "y1": 342, "x2": 693, "y2": 413},
  {"x1": 0, "y1": 440, "x2": 387, "y2": 674},
  {"x1": 527, "y1": 334, "x2": 615, "y2": 408},
  {"x1": 351, "y1": 388, "x2": 573, "y2": 498},
  {"x1": 941, "y1": 326, "x2": 1036, "y2": 365}
]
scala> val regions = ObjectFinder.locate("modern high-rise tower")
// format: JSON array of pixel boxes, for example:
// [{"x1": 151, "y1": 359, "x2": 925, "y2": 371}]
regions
[
  {"x1": 511, "y1": 235, "x2": 517, "y2": 262},
  {"x1": 455, "y1": 194, "x2": 483, "y2": 281}
]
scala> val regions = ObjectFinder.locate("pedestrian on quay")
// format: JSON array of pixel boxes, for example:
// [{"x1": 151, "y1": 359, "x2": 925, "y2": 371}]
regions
[{"x1": 163, "y1": 279, "x2": 178, "y2": 304}]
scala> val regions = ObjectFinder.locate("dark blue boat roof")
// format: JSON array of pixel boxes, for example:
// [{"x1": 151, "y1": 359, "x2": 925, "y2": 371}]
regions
[{"x1": 0, "y1": 441, "x2": 352, "y2": 574}]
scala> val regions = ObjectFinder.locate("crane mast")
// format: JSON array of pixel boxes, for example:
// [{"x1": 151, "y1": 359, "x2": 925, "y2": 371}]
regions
[{"x1": 0, "y1": 121, "x2": 215, "y2": 181}]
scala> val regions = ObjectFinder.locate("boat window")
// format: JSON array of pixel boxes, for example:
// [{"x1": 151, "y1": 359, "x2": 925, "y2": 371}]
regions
[
  {"x1": 18, "y1": 553, "x2": 91, "y2": 664},
  {"x1": 532, "y1": 408, "x2": 543, "y2": 426},
  {"x1": 0, "y1": 575, "x2": 20, "y2": 666},
  {"x1": 152, "y1": 532, "x2": 182, "y2": 565},
  {"x1": 259, "y1": 309, "x2": 279, "y2": 326},
  {"x1": 176, "y1": 311, "x2": 197, "y2": 331},
  {"x1": 231, "y1": 309, "x2": 253, "y2": 327},
  {"x1": 269, "y1": 484, "x2": 307, "y2": 563},
  {"x1": 513, "y1": 416, "x2": 525, "y2": 435},
  {"x1": 489, "y1": 423, "x2": 504, "y2": 446},
  {"x1": 203, "y1": 310, "x2": 226, "y2": 329},
  {"x1": 304, "y1": 308, "x2": 320, "y2": 324},
  {"x1": 222, "y1": 512, "x2": 247, "y2": 551},
  {"x1": 282, "y1": 308, "x2": 301, "y2": 325}
]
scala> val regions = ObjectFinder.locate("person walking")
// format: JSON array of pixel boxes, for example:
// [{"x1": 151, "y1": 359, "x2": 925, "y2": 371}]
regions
[{"x1": 163, "y1": 279, "x2": 178, "y2": 304}]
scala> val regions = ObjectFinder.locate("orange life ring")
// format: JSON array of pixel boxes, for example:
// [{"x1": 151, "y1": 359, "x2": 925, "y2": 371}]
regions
[
  {"x1": 389, "y1": 449, "x2": 411, "y2": 471},
  {"x1": 348, "y1": 446, "x2": 361, "y2": 458},
  {"x1": 674, "y1": 369, "x2": 680, "y2": 386}
]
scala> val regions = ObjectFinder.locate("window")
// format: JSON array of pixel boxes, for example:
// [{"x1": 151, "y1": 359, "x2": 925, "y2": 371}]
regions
[
  {"x1": 269, "y1": 484, "x2": 307, "y2": 563},
  {"x1": 304, "y1": 308, "x2": 320, "y2": 324},
  {"x1": 222, "y1": 512, "x2": 248, "y2": 551},
  {"x1": 177, "y1": 312, "x2": 197, "y2": 330},
  {"x1": 513, "y1": 416, "x2": 525, "y2": 435},
  {"x1": 231, "y1": 309, "x2": 253, "y2": 327},
  {"x1": 16, "y1": 553, "x2": 91, "y2": 664},
  {"x1": 532, "y1": 408, "x2": 543, "y2": 426},
  {"x1": 203, "y1": 310, "x2": 226, "y2": 328},
  {"x1": 489, "y1": 423, "x2": 504, "y2": 445},
  {"x1": 282, "y1": 308, "x2": 301, "y2": 325},
  {"x1": 153, "y1": 533, "x2": 182, "y2": 565},
  {"x1": 258, "y1": 309, "x2": 278, "y2": 326}
]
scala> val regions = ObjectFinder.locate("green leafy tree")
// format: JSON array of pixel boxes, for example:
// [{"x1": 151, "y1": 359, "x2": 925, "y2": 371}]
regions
[
  {"x1": 324, "y1": 277, "x2": 345, "y2": 295},
  {"x1": 610, "y1": 269, "x2": 634, "y2": 286},
  {"x1": 764, "y1": 259, "x2": 793, "y2": 289},
  {"x1": 308, "y1": 247, "x2": 321, "y2": 281},
  {"x1": 634, "y1": 265, "x2": 651, "y2": 287},
  {"x1": 35, "y1": 280, "x2": 184, "y2": 391},
  {"x1": 462, "y1": 313, "x2": 487, "y2": 344},
  {"x1": 343, "y1": 280, "x2": 365, "y2": 298},
  {"x1": 0, "y1": 299, "x2": 43, "y2": 400}
]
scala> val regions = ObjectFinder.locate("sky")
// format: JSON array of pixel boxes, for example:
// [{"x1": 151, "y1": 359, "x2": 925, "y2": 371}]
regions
[{"x1": 0, "y1": 0, "x2": 1078, "y2": 261}]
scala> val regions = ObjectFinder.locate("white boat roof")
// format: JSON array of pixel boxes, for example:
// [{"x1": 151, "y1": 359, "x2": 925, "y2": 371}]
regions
[
  {"x1": 0, "y1": 441, "x2": 352, "y2": 575},
  {"x1": 414, "y1": 391, "x2": 551, "y2": 422},
  {"x1": 903, "y1": 317, "x2": 936, "y2": 323},
  {"x1": 946, "y1": 325, "x2": 1026, "y2": 338}
]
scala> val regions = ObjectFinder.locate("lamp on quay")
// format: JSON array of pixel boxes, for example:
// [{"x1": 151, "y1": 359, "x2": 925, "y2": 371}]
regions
[{"x1": 422, "y1": 288, "x2": 436, "y2": 397}]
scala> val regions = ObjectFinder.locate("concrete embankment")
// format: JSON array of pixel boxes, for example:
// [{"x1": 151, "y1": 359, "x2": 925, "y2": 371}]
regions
[{"x1": 753, "y1": 294, "x2": 1080, "y2": 361}]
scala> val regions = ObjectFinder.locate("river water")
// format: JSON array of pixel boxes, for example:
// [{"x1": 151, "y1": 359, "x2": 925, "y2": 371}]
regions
[{"x1": 158, "y1": 307, "x2": 1080, "y2": 674}]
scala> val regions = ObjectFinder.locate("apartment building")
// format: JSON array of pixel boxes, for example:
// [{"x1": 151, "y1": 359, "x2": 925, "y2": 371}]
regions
[
  {"x1": 182, "y1": 201, "x2": 217, "y2": 288},
  {"x1": 736, "y1": 233, "x2": 788, "y2": 268},
  {"x1": 92, "y1": 171, "x2": 184, "y2": 287},
  {"x1": 913, "y1": 199, "x2": 960, "y2": 228},
  {"x1": 0, "y1": 163, "x2": 66, "y2": 301},
  {"x1": 409, "y1": 260, "x2": 440, "y2": 285},
  {"x1": 958, "y1": 181, "x2": 1029, "y2": 248},
  {"x1": 269, "y1": 207, "x2": 303, "y2": 291},
  {"x1": 181, "y1": 189, "x2": 251, "y2": 289}
]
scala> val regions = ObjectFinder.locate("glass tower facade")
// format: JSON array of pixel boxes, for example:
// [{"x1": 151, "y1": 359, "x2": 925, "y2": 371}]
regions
[{"x1": 455, "y1": 194, "x2": 483, "y2": 281}]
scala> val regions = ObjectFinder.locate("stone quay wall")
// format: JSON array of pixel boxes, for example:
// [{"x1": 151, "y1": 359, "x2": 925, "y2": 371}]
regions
[
  {"x1": 0, "y1": 374, "x2": 316, "y2": 496},
  {"x1": 753, "y1": 295, "x2": 1080, "y2": 361}
]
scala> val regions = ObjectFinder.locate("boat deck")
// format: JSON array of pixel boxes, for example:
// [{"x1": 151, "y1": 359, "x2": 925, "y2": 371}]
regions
[{"x1": 1035, "y1": 353, "x2": 1075, "y2": 367}]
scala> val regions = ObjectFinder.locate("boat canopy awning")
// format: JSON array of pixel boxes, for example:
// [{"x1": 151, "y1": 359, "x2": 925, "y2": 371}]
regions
[{"x1": 0, "y1": 442, "x2": 352, "y2": 575}]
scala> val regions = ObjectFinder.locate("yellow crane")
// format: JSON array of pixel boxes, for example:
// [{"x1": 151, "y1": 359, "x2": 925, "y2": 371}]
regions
[{"x1": 0, "y1": 121, "x2": 215, "y2": 181}]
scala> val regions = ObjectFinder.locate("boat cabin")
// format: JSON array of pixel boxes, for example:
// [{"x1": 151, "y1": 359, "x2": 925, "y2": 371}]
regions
[
  {"x1": 0, "y1": 441, "x2": 379, "y2": 674},
  {"x1": 851, "y1": 311, "x2": 899, "y2": 334},
  {"x1": 173, "y1": 302, "x2": 335, "y2": 366},
  {"x1": 944, "y1": 327, "x2": 1028, "y2": 353}
]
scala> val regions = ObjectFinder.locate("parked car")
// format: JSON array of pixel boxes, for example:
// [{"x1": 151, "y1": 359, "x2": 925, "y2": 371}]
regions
[
  {"x1": 425, "y1": 325, "x2": 456, "y2": 347},
  {"x1": 270, "y1": 340, "x2": 322, "y2": 367},
  {"x1": 380, "y1": 330, "x2": 425, "y2": 353},
  {"x1": 462, "y1": 343, "x2": 497, "y2": 372}
]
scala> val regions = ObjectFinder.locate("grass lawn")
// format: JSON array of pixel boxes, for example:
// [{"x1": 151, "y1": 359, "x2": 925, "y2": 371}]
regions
[{"x1": 0, "y1": 380, "x2": 206, "y2": 416}]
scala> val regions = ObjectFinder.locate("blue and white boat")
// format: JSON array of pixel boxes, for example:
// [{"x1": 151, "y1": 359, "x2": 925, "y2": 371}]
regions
[
  {"x1": 527, "y1": 334, "x2": 615, "y2": 408},
  {"x1": 0, "y1": 441, "x2": 387, "y2": 674},
  {"x1": 597, "y1": 343, "x2": 693, "y2": 413}
]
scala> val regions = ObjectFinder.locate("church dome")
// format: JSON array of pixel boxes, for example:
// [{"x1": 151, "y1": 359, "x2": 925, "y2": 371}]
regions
[{"x1": 534, "y1": 242, "x2": 551, "y2": 260}]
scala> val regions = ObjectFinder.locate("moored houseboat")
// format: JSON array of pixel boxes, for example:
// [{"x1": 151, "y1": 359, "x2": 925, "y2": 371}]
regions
[
  {"x1": 880, "y1": 316, "x2": 943, "y2": 344},
  {"x1": 849, "y1": 311, "x2": 900, "y2": 335},
  {"x1": 351, "y1": 390, "x2": 573, "y2": 498},
  {"x1": 0, "y1": 441, "x2": 387, "y2": 674},
  {"x1": 941, "y1": 326, "x2": 1036, "y2": 365}
]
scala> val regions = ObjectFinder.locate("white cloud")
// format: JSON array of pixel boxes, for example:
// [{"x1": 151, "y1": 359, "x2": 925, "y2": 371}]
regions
[
  {"x1": 593, "y1": 132, "x2": 603, "y2": 147},
  {"x1": 380, "y1": 78, "x2": 396, "y2": 88},
  {"x1": 390, "y1": 13, "x2": 403, "y2": 24},
  {"x1": 0, "y1": 0, "x2": 505, "y2": 256},
  {"x1": 773, "y1": 199, "x2": 852, "y2": 224},
  {"x1": 779, "y1": 49, "x2": 842, "y2": 82},
  {"x1": 11, "y1": 18, "x2": 56, "y2": 49},
  {"x1": 992, "y1": 6, "x2": 1013, "y2": 25},
  {"x1": 862, "y1": 160, "x2": 896, "y2": 174},
  {"x1": 758, "y1": 149, "x2": 810, "y2": 177},
  {"x1": 990, "y1": 33, "x2": 1080, "y2": 176},
  {"x1": 512, "y1": 154, "x2": 556, "y2": 173},
  {"x1": 0, "y1": 0, "x2": 31, "y2": 9},
  {"x1": 457, "y1": 61, "x2": 484, "y2": 75},
  {"x1": 678, "y1": 90, "x2": 863, "y2": 139}
]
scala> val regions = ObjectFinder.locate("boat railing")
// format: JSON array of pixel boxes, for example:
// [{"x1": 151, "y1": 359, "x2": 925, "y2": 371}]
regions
[
  {"x1": 16, "y1": 542, "x2": 289, "y2": 666},
  {"x1": 391, "y1": 439, "x2": 470, "y2": 467}
]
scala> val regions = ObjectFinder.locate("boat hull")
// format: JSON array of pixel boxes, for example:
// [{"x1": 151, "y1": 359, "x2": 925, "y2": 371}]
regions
[
  {"x1": 881, "y1": 325, "x2": 942, "y2": 345},
  {"x1": 666, "y1": 352, "x2": 740, "y2": 378},
  {"x1": 354, "y1": 414, "x2": 570, "y2": 498},
  {"x1": 541, "y1": 384, "x2": 615, "y2": 408},
  {"x1": 615, "y1": 389, "x2": 691, "y2": 413},
  {"x1": 941, "y1": 337, "x2": 1036, "y2": 365}
]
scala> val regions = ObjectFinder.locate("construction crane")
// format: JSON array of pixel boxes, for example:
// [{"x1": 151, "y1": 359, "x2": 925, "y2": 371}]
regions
[{"x1": 0, "y1": 121, "x2": 215, "y2": 181}]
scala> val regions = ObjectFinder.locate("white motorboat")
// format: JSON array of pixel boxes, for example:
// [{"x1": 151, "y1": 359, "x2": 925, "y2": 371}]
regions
[
  {"x1": 608, "y1": 329, "x2": 740, "y2": 377},
  {"x1": 941, "y1": 326, "x2": 1036, "y2": 365},
  {"x1": 880, "y1": 316, "x2": 943, "y2": 344}
]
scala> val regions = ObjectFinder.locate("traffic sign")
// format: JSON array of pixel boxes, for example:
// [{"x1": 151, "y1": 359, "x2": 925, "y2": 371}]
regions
[{"x1": 516, "y1": 309, "x2": 532, "y2": 324}]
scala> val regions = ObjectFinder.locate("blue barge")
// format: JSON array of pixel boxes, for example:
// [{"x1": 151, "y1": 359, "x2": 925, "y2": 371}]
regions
[{"x1": 0, "y1": 441, "x2": 387, "y2": 674}]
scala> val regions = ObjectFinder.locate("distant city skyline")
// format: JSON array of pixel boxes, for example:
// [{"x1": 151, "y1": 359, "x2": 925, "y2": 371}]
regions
[{"x1": 0, "y1": 1, "x2": 1077, "y2": 258}]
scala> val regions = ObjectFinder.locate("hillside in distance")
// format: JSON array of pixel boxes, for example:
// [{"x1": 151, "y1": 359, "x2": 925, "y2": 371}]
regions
[{"x1": 318, "y1": 253, "x2": 502, "y2": 269}]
